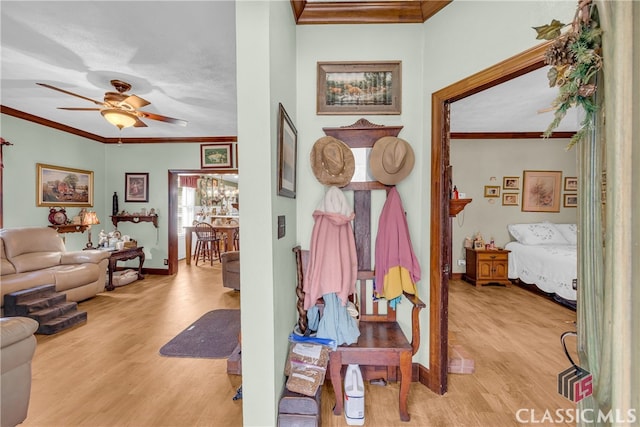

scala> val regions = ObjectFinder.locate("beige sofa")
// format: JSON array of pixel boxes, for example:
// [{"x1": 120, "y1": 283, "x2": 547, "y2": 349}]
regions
[
  {"x1": 0, "y1": 227, "x2": 110, "y2": 314},
  {"x1": 1, "y1": 316, "x2": 38, "y2": 427}
]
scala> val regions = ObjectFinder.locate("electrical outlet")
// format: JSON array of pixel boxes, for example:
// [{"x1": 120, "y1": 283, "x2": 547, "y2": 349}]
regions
[
  {"x1": 164, "y1": 259, "x2": 169, "y2": 265},
  {"x1": 457, "y1": 259, "x2": 466, "y2": 266}
]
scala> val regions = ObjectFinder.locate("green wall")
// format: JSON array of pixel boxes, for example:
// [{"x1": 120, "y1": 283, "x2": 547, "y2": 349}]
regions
[{"x1": 2, "y1": 1, "x2": 581, "y2": 424}]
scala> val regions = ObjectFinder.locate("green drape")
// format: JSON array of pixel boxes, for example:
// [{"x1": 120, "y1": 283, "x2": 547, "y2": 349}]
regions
[{"x1": 578, "y1": 2, "x2": 640, "y2": 425}]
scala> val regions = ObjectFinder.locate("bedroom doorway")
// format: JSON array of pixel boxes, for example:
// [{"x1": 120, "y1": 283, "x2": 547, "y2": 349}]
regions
[{"x1": 428, "y1": 42, "x2": 553, "y2": 394}]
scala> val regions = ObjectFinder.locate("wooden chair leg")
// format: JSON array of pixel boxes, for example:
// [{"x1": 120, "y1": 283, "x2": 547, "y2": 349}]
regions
[
  {"x1": 398, "y1": 351, "x2": 412, "y2": 422},
  {"x1": 194, "y1": 240, "x2": 202, "y2": 266},
  {"x1": 329, "y1": 352, "x2": 344, "y2": 416}
]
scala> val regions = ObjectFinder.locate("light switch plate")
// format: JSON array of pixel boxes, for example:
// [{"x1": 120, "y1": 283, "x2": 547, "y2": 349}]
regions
[{"x1": 277, "y1": 215, "x2": 285, "y2": 239}]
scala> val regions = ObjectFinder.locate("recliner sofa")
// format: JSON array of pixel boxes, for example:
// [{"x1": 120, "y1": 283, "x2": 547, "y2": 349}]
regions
[
  {"x1": 1, "y1": 316, "x2": 38, "y2": 427},
  {"x1": 221, "y1": 251, "x2": 240, "y2": 291},
  {"x1": 0, "y1": 227, "x2": 110, "y2": 315}
]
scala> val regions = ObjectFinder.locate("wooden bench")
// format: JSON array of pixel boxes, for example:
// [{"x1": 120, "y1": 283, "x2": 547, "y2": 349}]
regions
[
  {"x1": 294, "y1": 247, "x2": 424, "y2": 421},
  {"x1": 290, "y1": 115, "x2": 426, "y2": 423}
]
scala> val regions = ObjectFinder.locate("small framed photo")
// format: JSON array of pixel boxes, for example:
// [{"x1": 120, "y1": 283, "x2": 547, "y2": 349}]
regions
[
  {"x1": 502, "y1": 193, "x2": 520, "y2": 206},
  {"x1": 277, "y1": 103, "x2": 298, "y2": 198},
  {"x1": 484, "y1": 185, "x2": 500, "y2": 197},
  {"x1": 564, "y1": 193, "x2": 578, "y2": 207},
  {"x1": 503, "y1": 176, "x2": 520, "y2": 190},
  {"x1": 125, "y1": 173, "x2": 149, "y2": 202},
  {"x1": 473, "y1": 240, "x2": 485, "y2": 250},
  {"x1": 317, "y1": 61, "x2": 401, "y2": 115},
  {"x1": 564, "y1": 177, "x2": 578, "y2": 191},
  {"x1": 200, "y1": 143, "x2": 233, "y2": 169}
]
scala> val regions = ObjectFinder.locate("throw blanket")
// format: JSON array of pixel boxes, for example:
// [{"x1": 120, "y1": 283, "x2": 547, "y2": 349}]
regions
[
  {"x1": 374, "y1": 187, "x2": 421, "y2": 304},
  {"x1": 303, "y1": 186, "x2": 358, "y2": 310}
]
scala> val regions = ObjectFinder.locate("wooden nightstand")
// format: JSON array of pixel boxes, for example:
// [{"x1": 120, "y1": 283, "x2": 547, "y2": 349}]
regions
[{"x1": 463, "y1": 248, "x2": 511, "y2": 288}]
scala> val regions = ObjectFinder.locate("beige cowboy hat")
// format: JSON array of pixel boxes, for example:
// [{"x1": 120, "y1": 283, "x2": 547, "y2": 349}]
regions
[
  {"x1": 310, "y1": 136, "x2": 355, "y2": 187},
  {"x1": 369, "y1": 136, "x2": 415, "y2": 185}
]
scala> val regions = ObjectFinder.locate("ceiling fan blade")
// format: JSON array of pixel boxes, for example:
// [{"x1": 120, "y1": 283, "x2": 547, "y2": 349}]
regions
[
  {"x1": 37, "y1": 83, "x2": 104, "y2": 106},
  {"x1": 138, "y1": 111, "x2": 188, "y2": 127},
  {"x1": 58, "y1": 107, "x2": 101, "y2": 111},
  {"x1": 133, "y1": 118, "x2": 148, "y2": 128},
  {"x1": 123, "y1": 95, "x2": 150, "y2": 109}
]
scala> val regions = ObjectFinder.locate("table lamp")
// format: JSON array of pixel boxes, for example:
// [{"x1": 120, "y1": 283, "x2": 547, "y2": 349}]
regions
[{"x1": 81, "y1": 211, "x2": 100, "y2": 249}]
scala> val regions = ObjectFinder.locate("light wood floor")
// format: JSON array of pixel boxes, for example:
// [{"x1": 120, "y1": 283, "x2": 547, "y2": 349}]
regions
[{"x1": 21, "y1": 265, "x2": 577, "y2": 427}]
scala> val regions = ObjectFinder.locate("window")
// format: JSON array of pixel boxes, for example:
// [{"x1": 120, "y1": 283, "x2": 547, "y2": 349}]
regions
[{"x1": 177, "y1": 184, "x2": 195, "y2": 236}]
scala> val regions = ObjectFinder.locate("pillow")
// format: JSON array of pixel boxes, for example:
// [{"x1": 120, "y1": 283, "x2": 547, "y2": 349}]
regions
[
  {"x1": 507, "y1": 222, "x2": 570, "y2": 245},
  {"x1": 555, "y1": 223, "x2": 578, "y2": 245}
]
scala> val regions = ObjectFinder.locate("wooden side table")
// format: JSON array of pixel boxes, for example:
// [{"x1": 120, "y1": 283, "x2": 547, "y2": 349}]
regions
[
  {"x1": 106, "y1": 246, "x2": 145, "y2": 291},
  {"x1": 463, "y1": 248, "x2": 511, "y2": 288}
]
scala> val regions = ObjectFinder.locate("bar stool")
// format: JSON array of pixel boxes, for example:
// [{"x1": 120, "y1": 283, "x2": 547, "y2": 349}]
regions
[
  {"x1": 194, "y1": 222, "x2": 221, "y2": 265},
  {"x1": 233, "y1": 229, "x2": 240, "y2": 251}
]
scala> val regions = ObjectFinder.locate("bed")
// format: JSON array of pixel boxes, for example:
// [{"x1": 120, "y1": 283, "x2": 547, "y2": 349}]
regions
[{"x1": 504, "y1": 222, "x2": 577, "y2": 308}]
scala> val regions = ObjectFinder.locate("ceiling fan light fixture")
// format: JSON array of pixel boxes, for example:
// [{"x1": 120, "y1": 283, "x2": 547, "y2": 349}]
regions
[{"x1": 101, "y1": 109, "x2": 137, "y2": 130}]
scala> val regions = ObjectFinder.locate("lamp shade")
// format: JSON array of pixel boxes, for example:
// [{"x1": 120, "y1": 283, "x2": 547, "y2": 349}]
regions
[
  {"x1": 101, "y1": 109, "x2": 137, "y2": 130},
  {"x1": 81, "y1": 211, "x2": 100, "y2": 226}
]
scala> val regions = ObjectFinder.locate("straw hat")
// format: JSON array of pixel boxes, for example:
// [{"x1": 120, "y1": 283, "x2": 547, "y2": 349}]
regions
[
  {"x1": 369, "y1": 136, "x2": 415, "y2": 185},
  {"x1": 310, "y1": 136, "x2": 355, "y2": 187}
]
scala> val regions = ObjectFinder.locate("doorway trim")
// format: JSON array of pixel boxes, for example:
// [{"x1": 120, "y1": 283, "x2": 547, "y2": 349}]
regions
[
  {"x1": 427, "y1": 41, "x2": 551, "y2": 394},
  {"x1": 167, "y1": 168, "x2": 238, "y2": 275}
]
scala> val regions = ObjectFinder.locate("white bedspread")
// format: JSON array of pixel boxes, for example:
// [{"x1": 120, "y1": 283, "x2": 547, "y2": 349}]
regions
[{"x1": 505, "y1": 242, "x2": 577, "y2": 302}]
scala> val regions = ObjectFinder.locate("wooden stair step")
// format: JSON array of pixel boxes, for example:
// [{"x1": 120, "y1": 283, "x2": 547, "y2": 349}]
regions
[
  {"x1": 37, "y1": 310, "x2": 87, "y2": 335},
  {"x1": 29, "y1": 301, "x2": 79, "y2": 324},
  {"x1": 5, "y1": 293, "x2": 68, "y2": 316},
  {"x1": 3, "y1": 284, "x2": 57, "y2": 312}
]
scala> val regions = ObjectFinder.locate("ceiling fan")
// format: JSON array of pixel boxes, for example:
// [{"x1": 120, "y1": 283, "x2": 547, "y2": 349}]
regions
[{"x1": 37, "y1": 79, "x2": 188, "y2": 129}]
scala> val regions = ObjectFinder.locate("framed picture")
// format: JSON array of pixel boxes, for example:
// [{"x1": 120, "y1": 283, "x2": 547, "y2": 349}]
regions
[
  {"x1": 36, "y1": 163, "x2": 94, "y2": 207},
  {"x1": 503, "y1": 176, "x2": 520, "y2": 190},
  {"x1": 200, "y1": 143, "x2": 233, "y2": 169},
  {"x1": 564, "y1": 193, "x2": 578, "y2": 207},
  {"x1": 473, "y1": 240, "x2": 485, "y2": 250},
  {"x1": 125, "y1": 173, "x2": 149, "y2": 202},
  {"x1": 317, "y1": 61, "x2": 401, "y2": 115},
  {"x1": 502, "y1": 193, "x2": 520, "y2": 206},
  {"x1": 522, "y1": 170, "x2": 562, "y2": 212},
  {"x1": 564, "y1": 177, "x2": 578, "y2": 191},
  {"x1": 484, "y1": 185, "x2": 500, "y2": 197},
  {"x1": 277, "y1": 103, "x2": 298, "y2": 198}
]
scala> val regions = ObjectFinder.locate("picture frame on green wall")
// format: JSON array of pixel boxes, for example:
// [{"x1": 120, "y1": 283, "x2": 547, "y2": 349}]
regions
[
  {"x1": 277, "y1": 103, "x2": 297, "y2": 199},
  {"x1": 36, "y1": 163, "x2": 94, "y2": 207},
  {"x1": 317, "y1": 61, "x2": 401, "y2": 115}
]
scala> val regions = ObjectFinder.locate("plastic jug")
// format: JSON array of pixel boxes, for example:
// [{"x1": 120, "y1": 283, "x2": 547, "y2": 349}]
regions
[{"x1": 344, "y1": 364, "x2": 365, "y2": 425}]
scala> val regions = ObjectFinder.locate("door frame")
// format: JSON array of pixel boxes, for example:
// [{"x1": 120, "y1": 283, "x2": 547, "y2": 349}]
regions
[
  {"x1": 427, "y1": 41, "x2": 551, "y2": 394},
  {"x1": 167, "y1": 168, "x2": 238, "y2": 275}
]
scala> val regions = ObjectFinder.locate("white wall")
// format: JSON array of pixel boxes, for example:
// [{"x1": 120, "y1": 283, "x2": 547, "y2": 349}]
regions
[
  {"x1": 236, "y1": 2, "x2": 298, "y2": 425},
  {"x1": 450, "y1": 138, "x2": 578, "y2": 273}
]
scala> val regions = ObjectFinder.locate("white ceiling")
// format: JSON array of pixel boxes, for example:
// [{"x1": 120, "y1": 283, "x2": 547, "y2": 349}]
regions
[
  {"x1": 1, "y1": 1, "x2": 576, "y2": 140},
  {"x1": 1, "y1": 1, "x2": 238, "y2": 139},
  {"x1": 450, "y1": 67, "x2": 579, "y2": 133}
]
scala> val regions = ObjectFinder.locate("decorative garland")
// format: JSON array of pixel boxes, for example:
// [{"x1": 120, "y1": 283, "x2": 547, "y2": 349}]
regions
[{"x1": 533, "y1": 0, "x2": 602, "y2": 148}]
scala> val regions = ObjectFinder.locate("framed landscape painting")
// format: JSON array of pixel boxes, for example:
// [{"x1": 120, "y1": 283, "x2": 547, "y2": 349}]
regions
[
  {"x1": 317, "y1": 61, "x2": 401, "y2": 115},
  {"x1": 36, "y1": 163, "x2": 93, "y2": 207},
  {"x1": 201, "y1": 143, "x2": 233, "y2": 169}
]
